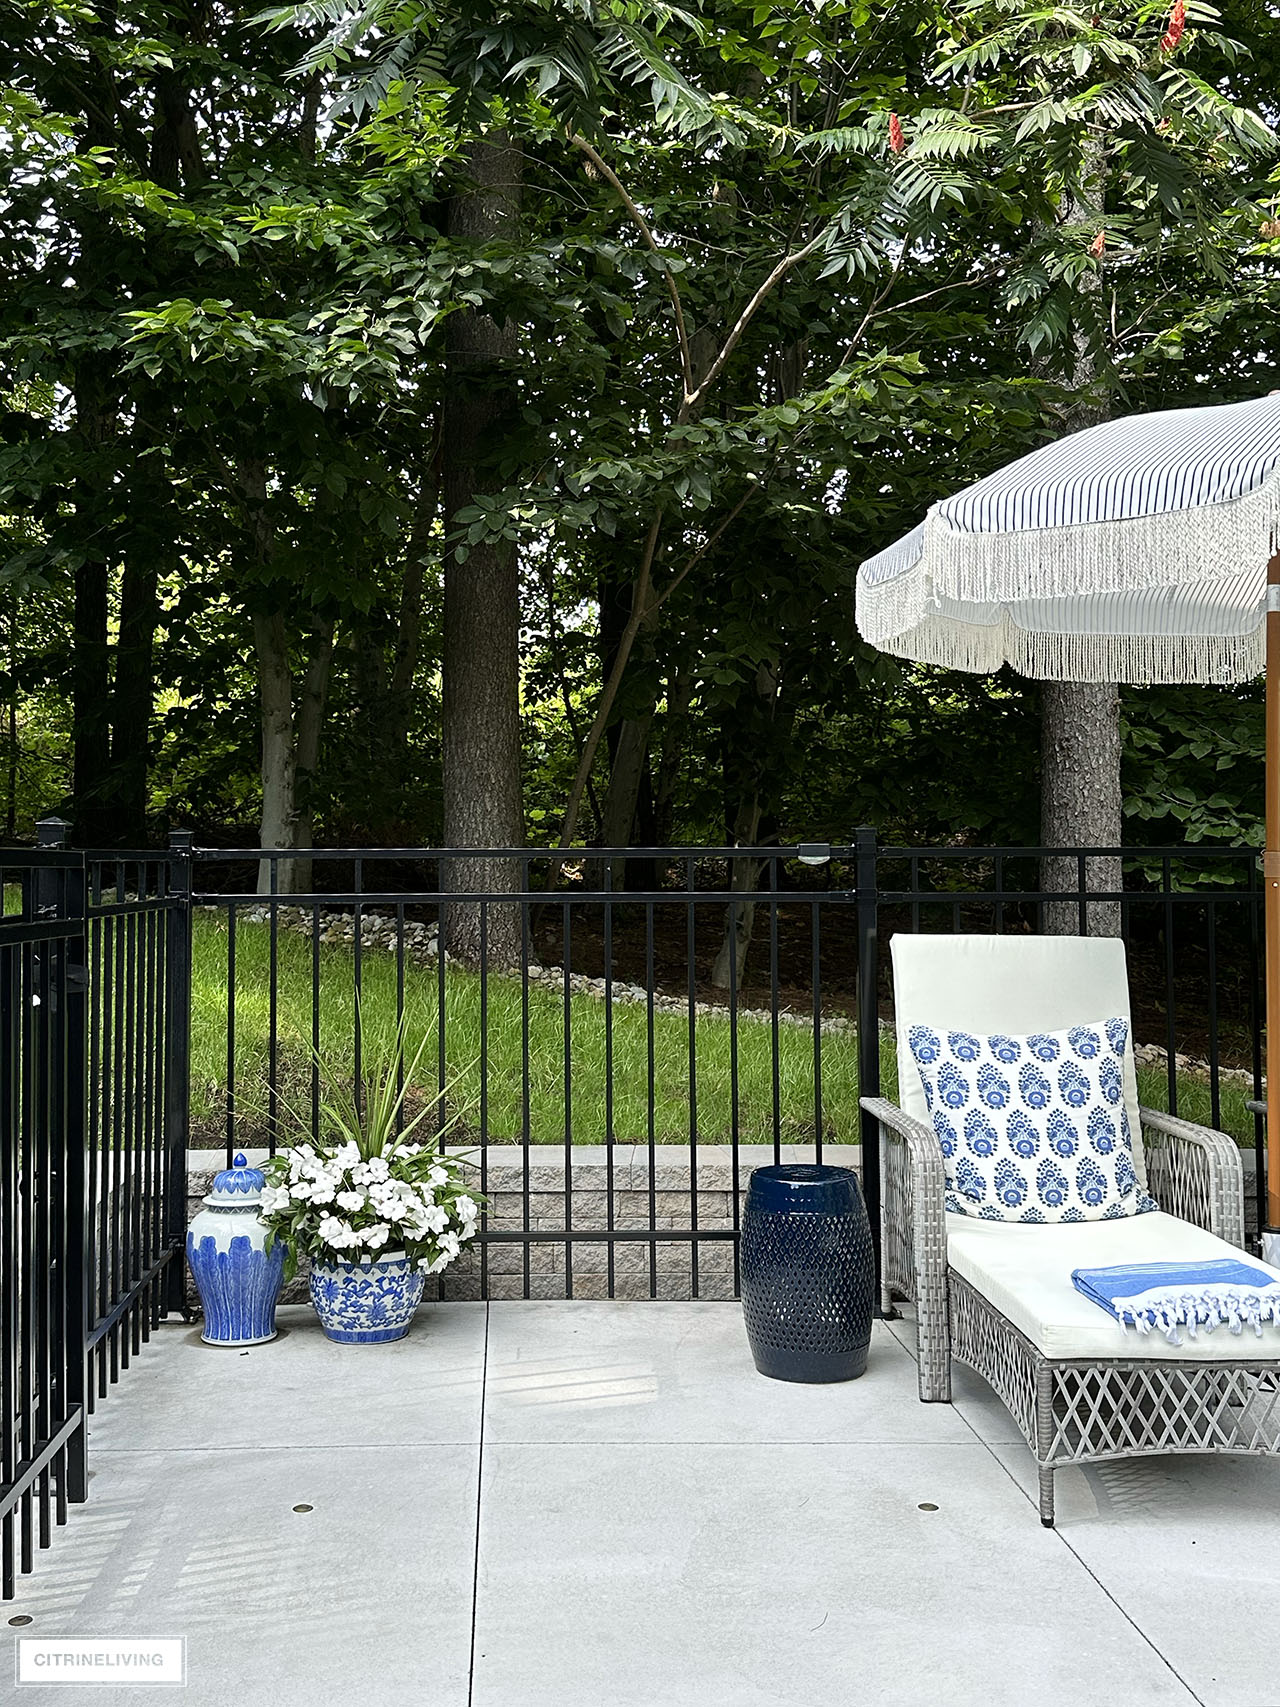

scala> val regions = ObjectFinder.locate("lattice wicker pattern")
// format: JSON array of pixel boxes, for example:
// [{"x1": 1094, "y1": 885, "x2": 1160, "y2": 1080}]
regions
[
  {"x1": 1141, "y1": 1107, "x2": 1246, "y2": 1249},
  {"x1": 864, "y1": 1088, "x2": 1275, "y2": 1523},
  {"x1": 1045, "y1": 1363, "x2": 1280, "y2": 1463},
  {"x1": 880, "y1": 1121, "x2": 916, "y2": 1312},
  {"x1": 950, "y1": 1271, "x2": 1280, "y2": 1521},
  {"x1": 949, "y1": 1269, "x2": 1039, "y2": 1445}
]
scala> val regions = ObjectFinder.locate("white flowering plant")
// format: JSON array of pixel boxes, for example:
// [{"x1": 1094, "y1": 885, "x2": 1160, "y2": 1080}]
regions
[{"x1": 258, "y1": 1010, "x2": 482, "y2": 1279}]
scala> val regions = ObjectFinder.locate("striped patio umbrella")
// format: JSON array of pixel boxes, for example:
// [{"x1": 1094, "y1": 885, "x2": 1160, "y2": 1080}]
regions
[{"x1": 855, "y1": 391, "x2": 1280, "y2": 1241}]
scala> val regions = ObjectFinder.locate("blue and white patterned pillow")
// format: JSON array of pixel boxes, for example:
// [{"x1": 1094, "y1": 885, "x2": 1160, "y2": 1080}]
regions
[{"x1": 907, "y1": 1018, "x2": 1155, "y2": 1224}]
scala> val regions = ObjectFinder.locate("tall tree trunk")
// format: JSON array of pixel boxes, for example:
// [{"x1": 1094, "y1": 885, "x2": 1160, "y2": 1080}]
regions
[
  {"x1": 93, "y1": 44, "x2": 206, "y2": 849},
  {"x1": 710, "y1": 807, "x2": 765, "y2": 991},
  {"x1": 441, "y1": 135, "x2": 524, "y2": 964},
  {"x1": 109, "y1": 551, "x2": 159, "y2": 845},
  {"x1": 594, "y1": 537, "x2": 660, "y2": 887},
  {"x1": 239, "y1": 461, "x2": 333, "y2": 895},
  {"x1": 253, "y1": 610, "x2": 297, "y2": 896},
  {"x1": 6, "y1": 587, "x2": 17, "y2": 840},
  {"x1": 67, "y1": 7, "x2": 119, "y2": 847},
  {"x1": 70, "y1": 369, "x2": 114, "y2": 846},
  {"x1": 388, "y1": 550, "x2": 427, "y2": 754},
  {"x1": 350, "y1": 618, "x2": 390, "y2": 833},
  {"x1": 711, "y1": 660, "x2": 782, "y2": 988},
  {"x1": 600, "y1": 713, "x2": 655, "y2": 844},
  {"x1": 652, "y1": 662, "x2": 690, "y2": 846},
  {"x1": 1040, "y1": 153, "x2": 1122, "y2": 936},
  {"x1": 72, "y1": 559, "x2": 111, "y2": 845},
  {"x1": 594, "y1": 256, "x2": 736, "y2": 868},
  {"x1": 293, "y1": 619, "x2": 335, "y2": 895},
  {"x1": 1041, "y1": 683, "x2": 1123, "y2": 936},
  {"x1": 598, "y1": 708, "x2": 658, "y2": 894},
  {"x1": 598, "y1": 596, "x2": 658, "y2": 849},
  {"x1": 251, "y1": 612, "x2": 335, "y2": 896},
  {"x1": 238, "y1": 460, "x2": 293, "y2": 894},
  {"x1": 350, "y1": 459, "x2": 437, "y2": 844}
]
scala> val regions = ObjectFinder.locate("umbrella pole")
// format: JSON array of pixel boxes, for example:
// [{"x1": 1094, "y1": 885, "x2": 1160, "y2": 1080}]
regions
[{"x1": 1266, "y1": 551, "x2": 1280, "y2": 1244}]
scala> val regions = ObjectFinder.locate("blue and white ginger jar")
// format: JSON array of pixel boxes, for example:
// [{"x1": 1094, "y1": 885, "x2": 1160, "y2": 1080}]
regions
[
  {"x1": 309, "y1": 1251, "x2": 425, "y2": 1344},
  {"x1": 187, "y1": 1152, "x2": 285, "y2": 1347}
]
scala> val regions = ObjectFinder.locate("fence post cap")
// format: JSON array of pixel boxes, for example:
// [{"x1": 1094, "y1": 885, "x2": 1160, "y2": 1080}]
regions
[{"x1": 35, "y1": 816, "x2": 71, "y2": 846}]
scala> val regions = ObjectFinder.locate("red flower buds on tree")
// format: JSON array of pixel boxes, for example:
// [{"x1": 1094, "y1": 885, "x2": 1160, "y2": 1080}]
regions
[
  {"x1": 1161, "y1": 0, "x2": 1186, "y2": 52},
  {"x1": 1089, "y1": 230, "x2": 1106, "y2": 257},
  {"x1": 888, "y1": 113, "x2": 906, "y2": 155}
]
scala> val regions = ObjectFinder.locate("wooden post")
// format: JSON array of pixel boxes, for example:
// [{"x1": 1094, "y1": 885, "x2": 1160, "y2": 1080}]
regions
[{"x1": 1265, "y1": 553, "x2": 1280, "y2": 1234}]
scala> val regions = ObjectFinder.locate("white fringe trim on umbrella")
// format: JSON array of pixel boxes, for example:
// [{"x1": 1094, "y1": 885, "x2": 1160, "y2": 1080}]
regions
[
  {"x1": 867, "y1": 613, "x2": 1265, "y2": 684},
  {"x1": 934, "y1": 473, "x2": 1280, "y2": 606},
  {"x1": 857, "y1": 469, "x2": 1280, "y2": 659}
]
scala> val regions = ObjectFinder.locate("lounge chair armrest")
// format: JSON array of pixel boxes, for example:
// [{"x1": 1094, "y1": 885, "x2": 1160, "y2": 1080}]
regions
[
  {"x1": 861, "y1": 1096, "x2": 950, "y2": 1400},
  {"x1": 1139, "y1": 1106, "x2": 1246, "y2": 1249}
]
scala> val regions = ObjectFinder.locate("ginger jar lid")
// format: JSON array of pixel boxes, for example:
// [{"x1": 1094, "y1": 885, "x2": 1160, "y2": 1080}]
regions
[{"x1": 204, "y1": 1152, "x2": 267, "y2": 1207}]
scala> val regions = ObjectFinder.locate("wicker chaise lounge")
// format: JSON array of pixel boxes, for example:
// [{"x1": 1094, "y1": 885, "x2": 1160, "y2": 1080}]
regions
[{"x1": 863, "y1": 933, "x2": 1280, "y2": 1526}]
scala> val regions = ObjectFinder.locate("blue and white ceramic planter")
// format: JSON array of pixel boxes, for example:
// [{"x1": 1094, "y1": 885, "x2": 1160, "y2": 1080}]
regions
[
  {"x1": 309, "y1": 1250, "x2": 426, "y2": 1344},
  {"x1": 187, "y1": 1152, "x2": 285, "y2": 1347}
]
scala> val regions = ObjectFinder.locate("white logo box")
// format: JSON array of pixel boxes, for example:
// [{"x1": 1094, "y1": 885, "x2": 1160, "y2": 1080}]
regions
[{"x1": 16, "y1": 1638, "x2": 186, "y2": 1686}]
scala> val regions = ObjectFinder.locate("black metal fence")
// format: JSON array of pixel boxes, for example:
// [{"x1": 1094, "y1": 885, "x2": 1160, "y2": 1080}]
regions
[
  {"x1": 191, "y1": 835, "x2": 1266, "y2": 1301},
  {"x1": 83, "y1": 839, "x2": 190, "y2": 1375},
  {"x1": 0, "y1": 826, "x2": 188, "y2": 1598},
  {"x1": 0, "y1": 826, "x2": 1267, "y2": 1588}
]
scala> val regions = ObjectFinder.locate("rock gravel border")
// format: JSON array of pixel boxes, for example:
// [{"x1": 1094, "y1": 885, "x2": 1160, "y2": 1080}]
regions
[{"x1": 203, "y1": 904, "x2": 1252, "y2": 1085}]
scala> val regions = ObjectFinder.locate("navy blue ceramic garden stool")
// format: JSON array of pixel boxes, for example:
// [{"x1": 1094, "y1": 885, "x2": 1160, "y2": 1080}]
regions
[{"x1": 741, "y1": 1165, "x2": 874, "y2": 1383}]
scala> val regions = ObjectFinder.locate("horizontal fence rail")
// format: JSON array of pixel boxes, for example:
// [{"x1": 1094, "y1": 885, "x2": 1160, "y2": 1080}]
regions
[{"x1": 189, "y1": 835, "x2": 1267, "y2": 1303}]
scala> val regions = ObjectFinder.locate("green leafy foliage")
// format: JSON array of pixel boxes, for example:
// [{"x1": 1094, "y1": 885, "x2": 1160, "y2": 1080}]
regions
[{"x1": 0, "y1": 0, "x2": 1276, "y2": 860}]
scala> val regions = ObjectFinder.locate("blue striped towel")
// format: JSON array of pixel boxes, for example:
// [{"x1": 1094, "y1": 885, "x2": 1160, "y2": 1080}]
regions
[{"x1": 1071, "y1": 1259, "x2": 1280, "y2": 1346}]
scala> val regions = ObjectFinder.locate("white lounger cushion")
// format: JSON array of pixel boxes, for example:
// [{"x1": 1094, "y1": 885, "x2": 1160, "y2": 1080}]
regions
[{"x1": 945, "y1": 1210, "x2": 1280, "y2": 1361}]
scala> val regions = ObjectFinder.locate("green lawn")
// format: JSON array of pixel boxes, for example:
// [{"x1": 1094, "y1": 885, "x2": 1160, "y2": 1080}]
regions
[
  {"x1": 192, "y1": 912, "x2": 865, "y2": 1147},
  {"x1": 1133, "y1": 1063, "x2": 1257, "y2": 1154},
  {"x1": 190, "y1": 913, "x2": 1257, "y2": 1150}
]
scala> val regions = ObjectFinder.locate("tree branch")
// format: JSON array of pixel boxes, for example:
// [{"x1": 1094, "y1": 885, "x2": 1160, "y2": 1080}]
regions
[
  {"x1": 556, "y1": 476, "x2": 762, "y2": 850},
  {"x1": 541, "y1": 554, "x2": 603, "y2": 834},
  {"x1": 686, "y1": 231, "x2": 829, "y2": 418},
  {"x1": 650, "y1": 486, "x2": 756, "y2": 615},
  {"x1": 840, "y1": 249, "x2": 908, "y2": 362},
  {"x1": 567, "y1": 128, "x2": 695, "y2": 403},
  {"x1": 558, "y1": 506, "x2": 665, "y2": 847},
  {"x1": 840, "y1": 268, "x2": 994, "y2": 365}
]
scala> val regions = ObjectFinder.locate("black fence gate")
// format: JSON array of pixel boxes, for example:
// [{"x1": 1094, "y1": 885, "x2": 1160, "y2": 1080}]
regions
[{"x1": 0, "y1": 825, "x2": 189, "y2": 1597}]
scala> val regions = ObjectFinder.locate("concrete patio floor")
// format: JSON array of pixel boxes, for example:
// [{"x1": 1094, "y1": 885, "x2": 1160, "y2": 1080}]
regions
[{"x1": 2, "y1": 1301, "x2": 1276, "y2": 1707}]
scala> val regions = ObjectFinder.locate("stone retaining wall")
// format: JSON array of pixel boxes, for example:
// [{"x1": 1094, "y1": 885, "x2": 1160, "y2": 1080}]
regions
[{"x1": 185, "y1": 1145, "x2": 862, "y2": 1307}]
